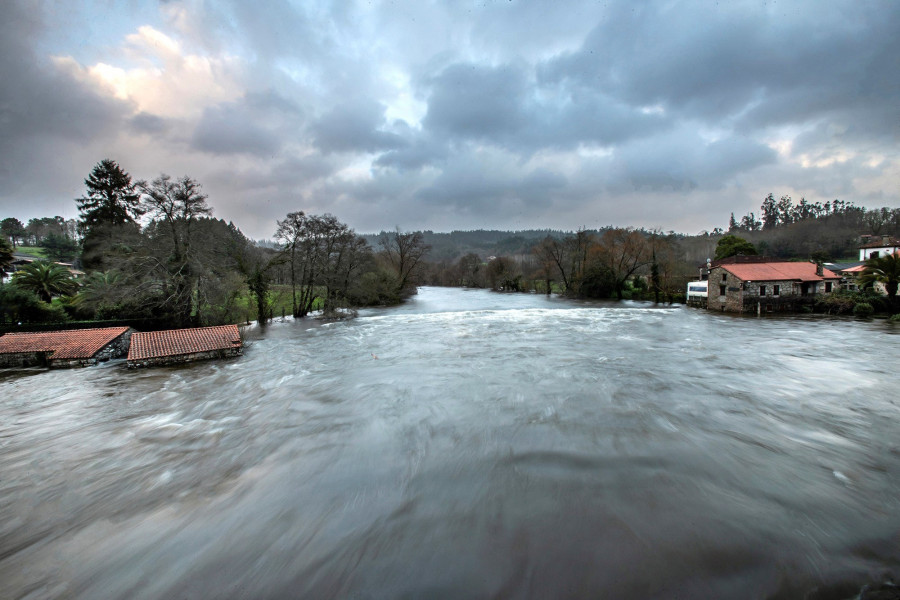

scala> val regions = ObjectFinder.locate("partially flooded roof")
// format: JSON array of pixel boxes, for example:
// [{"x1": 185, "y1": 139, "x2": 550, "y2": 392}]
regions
[
  {"x1": 127, "y1": 325, "x2": 242, "y2": 361},
  {"x1": 0, "y1": 327, "x2": 130, "y2": 360}
]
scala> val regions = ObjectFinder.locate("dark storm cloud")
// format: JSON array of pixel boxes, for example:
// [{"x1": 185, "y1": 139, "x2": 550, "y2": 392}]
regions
[
  {"x1": 192, "y1": 92, "x2": 303, "y2": 157},
  {"x1": 373, "y1": 129, "x2": 448, "y2": 172},
  {"x1": 130, "y1": 113, "x2": 169, "y2": 135},
  {"x1": 309, "y1": 100, "x2": 407, "y2": 154},
  {"x1": 0, "y1": 1, "x2": 129, "y2": 202},
  {"x1": 208, "y1": 154, "x2": 339, "y2": 194},
  {"x1": 605, "y1": 130, "x2": 777, "y2": 193},
  {"x1": 0, "y1": 4, "x2": 125, "y2": 146},
  {"x1": 423, "y1": 63, "x2": 530, "y2": 139},
  {"x1": 3, "y1": 0, "x2": 899, "y2": 237},
  {"x1": 415, "y1": 155, "x2": 565, "y2": 213},
  {"x1": 543, "y1": 2, "x2": 900, "y2": 132}
]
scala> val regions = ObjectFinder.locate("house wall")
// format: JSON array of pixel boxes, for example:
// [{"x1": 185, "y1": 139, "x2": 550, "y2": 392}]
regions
[
  {"x1": 706, "y1": 267, "x2": 839, "y2": 313},
  {"x1": 0, "y1": 352, "x2": 49, "y2": 368},
  {"x1": 707, "y1": 267, "x2": 746, "y2": 312},
  {"x1": 860, "y1": 245, "x2": 900, "y2": 261},
  {"x1": 127, "y1": 347, "x2": 243, "y2": 369}
]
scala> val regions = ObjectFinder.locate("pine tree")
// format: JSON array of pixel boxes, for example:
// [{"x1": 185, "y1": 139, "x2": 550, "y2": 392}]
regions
[{"x1": 76, "y1": 159, "x2": 142, "y2": 235}]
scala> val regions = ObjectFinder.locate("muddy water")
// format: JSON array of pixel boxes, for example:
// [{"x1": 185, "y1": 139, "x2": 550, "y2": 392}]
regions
[{"x1": 1, "y1": 287, "x2": 898, "y2": 599}]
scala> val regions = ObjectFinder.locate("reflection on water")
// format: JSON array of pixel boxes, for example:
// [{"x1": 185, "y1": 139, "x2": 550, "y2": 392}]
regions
[{"x1": 1, "y1": 287, "x2": 898, "y2": 599}]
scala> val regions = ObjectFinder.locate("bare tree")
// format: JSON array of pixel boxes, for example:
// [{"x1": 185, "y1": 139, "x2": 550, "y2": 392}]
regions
[
  {"x1": 593, "y1": 229, "x2": 653, "y2": 300},
  {"x1": 533, "y1": 236, "x2": 572, "y2": 293},
  {"x1": 379, "y1": 228, "x2": 431, "y2": 297},
  {"x1": 275, "y1": 211, "x2": 306, "y2": 317},
  {"x1": 138, "y1": 174, "x2": 212, "y2": 326}
]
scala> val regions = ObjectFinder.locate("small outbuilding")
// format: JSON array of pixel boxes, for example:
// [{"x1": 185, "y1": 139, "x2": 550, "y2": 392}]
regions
[
  {"x1": 127, "y1": 324, "x2": 243, "y2": 368},
  {"x1": 0, "y1": 326, "x2": 132, "y2": 368}
]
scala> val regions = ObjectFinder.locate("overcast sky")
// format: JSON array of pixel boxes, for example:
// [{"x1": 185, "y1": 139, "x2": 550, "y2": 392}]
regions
[{"x1": 1, "y1": 1, "x2": 898, "y2": 239}]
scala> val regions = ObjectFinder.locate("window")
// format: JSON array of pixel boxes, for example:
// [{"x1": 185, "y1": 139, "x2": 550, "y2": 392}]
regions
[
  {"x1": 722, "y1": 273, "x2": 727, "y2": 282},
  {"x1": 825, "y1": 282, "x2": 833, "y2": 293},
  {"x1": 760, "y1": 285, "x2": 766, "y2": 296},
  {"x1": 719, "y1": 284, "x2": 727, "y2": 296},
  {"x1": 871, "y1": 251, "x2": 879, "y2": 259},
  {"x1": 773, "y1": 285, "x2": 780, "y2": 296}
]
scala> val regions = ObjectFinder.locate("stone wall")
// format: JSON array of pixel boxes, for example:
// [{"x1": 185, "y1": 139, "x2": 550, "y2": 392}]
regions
[
  {"x1": 707, "y1": 267, "x2": 745, "y2": 312},
  {"x1": 705, "y1": 267, "x2": 830, "y2": 314},
  {"x1": 0, "y1": 352, "x2": 49, "y2": 368},
  {"x1": 47, "y1": 329, "x2": 133, "y2": 368},
  {"x1": 127, "y1": 347, "x2": 243, "y2": 369}
]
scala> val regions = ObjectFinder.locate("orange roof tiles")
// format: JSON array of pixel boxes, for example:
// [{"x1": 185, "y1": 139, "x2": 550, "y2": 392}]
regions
[
  {"x1": 128, "y1": 325, "x2": 242, "y2": 361},
  {"x1": 859, "y1": 238, "x2": 900, "y2": 249},
  {"x1": 842, "y1": 265, "x2": 867, "y2": 273},
  {"x1": 721, "y1": 262, "x2": 840, "y2": 282},
  {"x1": 0, "y1": 327, "x2": 130, "y2": 360}
]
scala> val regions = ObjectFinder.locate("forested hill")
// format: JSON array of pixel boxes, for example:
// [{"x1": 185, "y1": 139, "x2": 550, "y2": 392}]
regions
[
  {"x1": 360, "y1": 197, "x2": 900, "y2": 265},
  {"x1": 361, "y1": 229, "x2": 574, "y2": 262}
]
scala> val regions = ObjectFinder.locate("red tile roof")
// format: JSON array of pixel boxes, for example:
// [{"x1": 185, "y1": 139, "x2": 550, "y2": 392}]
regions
[
  {"x1": 127, "y1": 325, "x2": 242, "y2": 361},
  {"x1": 859, "y1": 238, "x2": 900, "y2": 249},
  {"x1": 843, "y1": 264, "x2": 867, "y2": 273},
  {"x1": 0, "y1": 327, "x2": 130, "y2": 360},
  {"x1": 721, "y1": 262, "x2": 840, "y2": 282}
]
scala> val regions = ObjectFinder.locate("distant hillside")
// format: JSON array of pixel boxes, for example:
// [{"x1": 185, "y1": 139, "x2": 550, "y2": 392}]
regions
[{"x1": 361, "y1": 229, "x2": 576, "y2": 262}]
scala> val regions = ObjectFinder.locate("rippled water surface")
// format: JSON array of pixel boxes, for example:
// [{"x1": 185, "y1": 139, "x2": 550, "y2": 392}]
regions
[{"x1": 2, "y1": 287, "x2": 899, "y2": 599}]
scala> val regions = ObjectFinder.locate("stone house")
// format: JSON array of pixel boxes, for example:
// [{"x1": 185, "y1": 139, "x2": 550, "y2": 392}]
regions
[
  {"x1": 127, "y1": 324, "x2": 243, "y2": 368},
  {"x1": 0, "y1": 327, "x2": 133, "y2": 368},
  {"x1": 707, "y1": 260, "x2": 841, "y2": 314}
]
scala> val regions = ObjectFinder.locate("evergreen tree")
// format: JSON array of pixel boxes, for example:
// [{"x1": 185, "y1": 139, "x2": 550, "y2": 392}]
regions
[
  {"x1": 1, "y1": 217, "x2": 26, "y2": 248},
  {"x1": 77, "y1": 159, "x2": 143, "y2": 271},
  {"x1": 0, "y1": 238, "x2": 13, "y2": 280},
  {"x1": 76, "y1": 159, "x2": 143, "y2": 235},
  {"x1": 728, "y1": 213, "x2": 738, "y2": 232},
  {"x1": 714, "y1": 235, "x2": 757, "y2": 260},
  {"x1": 761, "y1": 193, "x2": 778, "y2": 230},
  {"x1": 40, "y1": 232, "x2": 79, "y2": 262}
]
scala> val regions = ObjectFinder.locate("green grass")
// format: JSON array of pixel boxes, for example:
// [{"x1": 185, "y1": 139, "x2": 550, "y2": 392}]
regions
[
  {"x1": 229, "y1": 285, "x2": 326, "y2": 322},
  {"x1": 14, "y1": 246, "x2": 47, "y2": 258}
]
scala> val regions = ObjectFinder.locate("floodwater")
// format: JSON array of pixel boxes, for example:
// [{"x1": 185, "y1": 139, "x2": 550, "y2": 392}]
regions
[{"x1": 1, "y1": 287, "x2": 898, "y2": 599}]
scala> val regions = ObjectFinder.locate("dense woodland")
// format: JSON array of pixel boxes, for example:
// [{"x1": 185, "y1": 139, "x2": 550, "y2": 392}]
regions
[{"x1": 2, "y1": 159, "x2": 900, "y2": 328}]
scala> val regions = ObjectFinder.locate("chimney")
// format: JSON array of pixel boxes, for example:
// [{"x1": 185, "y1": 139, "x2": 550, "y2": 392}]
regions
[
  {"x1": 883, "y1": 234, "x2": 891, "y2": 245},
  {"x1": 816, "y1": 262, "x2": 823, "y2": 277}
]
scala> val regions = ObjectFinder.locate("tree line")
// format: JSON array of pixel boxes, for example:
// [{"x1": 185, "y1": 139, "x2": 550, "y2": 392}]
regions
[
  {"x1": 1, "y1": 159, "x2": 430, "y2": 327},
  {"x1": 723, "y1": 194, "x2": 900, "y2": 260},
  {"x1": 419, "y1": 228, "x2": 695, "y2": 303},
  {"x1": 4, "y1": 168, "x2": 900, "y2": 325}
]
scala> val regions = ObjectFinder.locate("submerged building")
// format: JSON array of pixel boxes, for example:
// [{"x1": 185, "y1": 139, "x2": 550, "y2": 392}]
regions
[
  {"x1": 0, "y1": 327, "x2": 132, "y2": 368},
  {"x1": 127, "y1": 325, "x2": 243, "y2": 368}
]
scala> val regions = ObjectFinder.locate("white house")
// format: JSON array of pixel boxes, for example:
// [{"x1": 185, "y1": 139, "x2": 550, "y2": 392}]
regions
[{"x1": 859, "y1": 235, "x2": 900, "y2": 261}]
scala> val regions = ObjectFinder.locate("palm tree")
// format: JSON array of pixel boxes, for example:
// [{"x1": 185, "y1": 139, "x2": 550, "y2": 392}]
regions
[
  {"x1": 858, "y1": 253, "x2": 900, "y2": 310},
  {"x1": 11, "y1": 260, "x2": 78, "y2": 303},
  {"x1": 77, "y1": 270, "x2": 122, "y2": 309}
]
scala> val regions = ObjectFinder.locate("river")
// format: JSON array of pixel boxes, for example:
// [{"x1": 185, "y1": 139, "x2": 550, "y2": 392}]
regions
[{"x1": 1, "y1": 287, "x2": 898, "y2": 599}]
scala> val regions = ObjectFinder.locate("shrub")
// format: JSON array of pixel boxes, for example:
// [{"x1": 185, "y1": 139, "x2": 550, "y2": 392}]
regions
[
  {"x1": 853, "y1": 302, "x2": 874, "y2": 317},
  {"x1": 0, "y1": 285, "x2": 69, "y2": 324},
  {"x1": 889, "y1": 313, "x2": 900, "y2": 322}
]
